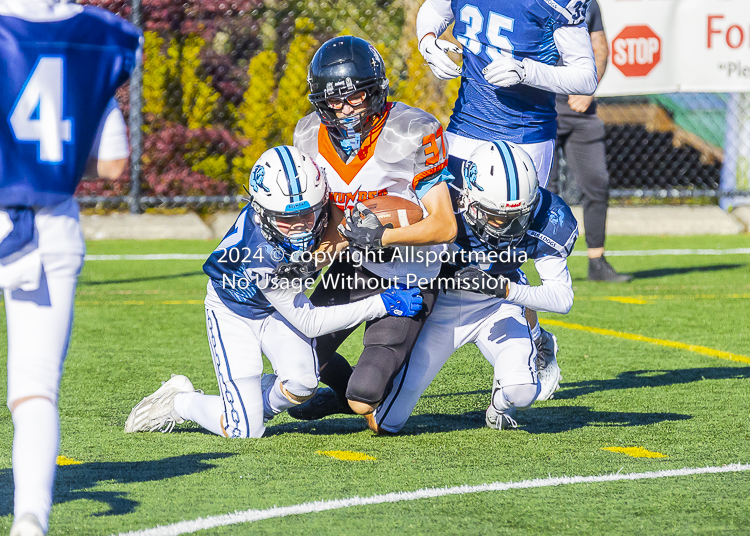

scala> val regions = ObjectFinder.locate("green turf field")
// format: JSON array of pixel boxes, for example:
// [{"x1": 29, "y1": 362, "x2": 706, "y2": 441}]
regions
[{"x1": 1, "y1": 235, "x2": 749, "y2": 535}]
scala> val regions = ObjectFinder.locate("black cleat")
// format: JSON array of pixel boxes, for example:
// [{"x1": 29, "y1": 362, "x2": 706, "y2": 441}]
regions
[
  {"x1": 588, "y1": 256, "x2": 633, "y2": 282},
  {"x1": 288, "y1": 387, "x2": 354, "y2": 420}
]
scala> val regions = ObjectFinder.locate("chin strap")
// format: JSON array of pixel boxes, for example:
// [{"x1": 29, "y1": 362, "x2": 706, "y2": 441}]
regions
[{"x1": 340, "y1": 125, "x2": 362, "y2": 156}]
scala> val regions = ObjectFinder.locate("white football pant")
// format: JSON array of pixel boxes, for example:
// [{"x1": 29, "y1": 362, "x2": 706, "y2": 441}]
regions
[
  {"x1": 4, "y1": 198, "x2": 84, "y2": 533},
  {"x1": 193, "y1": 283, "x2": 319, "y2": 438},
  {"x1": 374, "y1": 288, "x2": 538, "y2": 433},
  {"x1": 446, "y1": 132, "x2": 555, "y2": 188}
]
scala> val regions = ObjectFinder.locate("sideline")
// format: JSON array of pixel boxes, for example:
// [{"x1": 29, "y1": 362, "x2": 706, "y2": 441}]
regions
[{"x1": 115, "y1": 464, "x2": 750, "y2": 536}]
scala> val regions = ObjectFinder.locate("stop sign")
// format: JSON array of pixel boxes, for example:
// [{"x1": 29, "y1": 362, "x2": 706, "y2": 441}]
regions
[{"x1": 612, "y1": 25, "x2": 661, "y2": 77}]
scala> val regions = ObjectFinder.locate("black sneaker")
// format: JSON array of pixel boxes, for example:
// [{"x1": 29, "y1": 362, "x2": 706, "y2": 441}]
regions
[
  {"x1": 588, "y1": 256, "x2": 633, "y2": 282},
  {"x1": 287, "y1": 387, "x2": 354, "y2": 420}
]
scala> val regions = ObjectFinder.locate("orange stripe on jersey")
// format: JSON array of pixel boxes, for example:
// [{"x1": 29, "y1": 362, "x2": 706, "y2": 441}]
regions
[
  {"x1": 412, "y1": 160, "x2": 448, "y2": 189},
  {"x1": 317, "y1": 104, "x2": 392, "y2": 186}
]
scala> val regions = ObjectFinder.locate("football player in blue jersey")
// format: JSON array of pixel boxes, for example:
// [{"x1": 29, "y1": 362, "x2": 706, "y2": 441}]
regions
[
  {"x1": 368, "y1": 141, "x2": 577, "y2": 433},
  {"x1": 416, "y1": 0, "x2": 597, "y2": 399},
  {"x1": 0, "y1": 1, "x2": 141, "y2": 534},
  {"x1": 125, "y1": 146, "x2": 423, "y2": 439}
]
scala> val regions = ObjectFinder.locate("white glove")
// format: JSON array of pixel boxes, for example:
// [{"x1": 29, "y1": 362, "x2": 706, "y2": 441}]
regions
[
  {"x1": 482, "y1": 55, "x2": 526, "y2": 87},
  {"x1": 418, "y1": 34, "x2": 462, "y2": 80}
]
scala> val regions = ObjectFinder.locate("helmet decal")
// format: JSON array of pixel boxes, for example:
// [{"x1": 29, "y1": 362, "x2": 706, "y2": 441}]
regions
[
  {"x1": 250, "y1": 165, "x2": 270, "y2": 193},
  {"x1": 462, "y1": 160, "x2": 483, "y2": 191}
]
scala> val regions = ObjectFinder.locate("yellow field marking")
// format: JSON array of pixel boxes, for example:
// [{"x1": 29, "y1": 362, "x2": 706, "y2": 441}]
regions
[
  {"x1": 602, "y1": 447, "x2": 668, "y2": 459},
  {"x1": 56, "y1": 456, "x2": 83, "y2": 466},
  {"x1": 540, "y1": 318, "x2": 750, "y2": 365},
  {"x1": 575, "y1": 293, "x2": 750, "y2": 303},
  {"x1": 316, "y1": 450, "x2": 376, "y2": 461},
  {"x1": 606, "y1": 297, "x2": 651, "y2": 305}
]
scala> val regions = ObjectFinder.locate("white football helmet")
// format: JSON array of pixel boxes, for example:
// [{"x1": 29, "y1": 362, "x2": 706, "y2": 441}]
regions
[
  {"x1": 459, "y1": 141, "x2": 539, "y2": 248},
  {"x1": 248, "y1": 146, "x2": 329, "y2": 257}
]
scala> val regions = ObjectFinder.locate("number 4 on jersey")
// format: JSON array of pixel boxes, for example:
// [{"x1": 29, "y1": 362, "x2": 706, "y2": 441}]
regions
[{"x1": 9, "y1": 56, "x2": 73, "y2": 164}]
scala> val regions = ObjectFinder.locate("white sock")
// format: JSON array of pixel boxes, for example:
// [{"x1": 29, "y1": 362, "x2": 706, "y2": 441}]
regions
[
  {"x1": 530, "y1": 321, "x2": 541, "y2": 342},
  {"x1": 262, "y1": 379, "x2": 295, "y2": 420},
  {"x1": 12, "y1": 397, "x2": 59, "y2": 533},
  {"x1": 174, "y1": 392, "x2": 225, "y2": 436}
]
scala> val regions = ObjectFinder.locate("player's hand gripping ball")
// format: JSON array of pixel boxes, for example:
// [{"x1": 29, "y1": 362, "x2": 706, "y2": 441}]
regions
[{"x1": 337, "y1": 203, "x2": 393, "y2": 250}]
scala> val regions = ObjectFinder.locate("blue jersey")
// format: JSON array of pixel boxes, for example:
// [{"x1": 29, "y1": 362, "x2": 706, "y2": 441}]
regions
[
  {"x1": 448, "y1": 188, "x2": 578, "y2": 279},
  {"x1": 0, "y1": 6, "x2": 141, "y2": 207},
  {"x1": 449, "y1": 0, "x2": 588, "y2": 143},
  {"x1": 203, "y1": 206, "x2": 292, "y2": 320}
]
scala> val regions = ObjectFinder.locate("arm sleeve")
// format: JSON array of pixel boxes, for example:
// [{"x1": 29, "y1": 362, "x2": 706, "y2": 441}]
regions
[
  {"x1": 260, "y1": 287, "x2": 387, "y2": 339},
  {"x1": 521, "y1": 24, "x2": 598, "y2": 95},
  {"x1": 416, "y1": 0, "x2": 454, "y2": 42},
  {"x1": 505, "y1": 255, "x2": 574, "y2": 314},
  {"x1": 585, "y1": 0, "x2": 604, "y2": 33},
  {"x1": 89, "y1": 98, "x2": 129, "y2": 160}
]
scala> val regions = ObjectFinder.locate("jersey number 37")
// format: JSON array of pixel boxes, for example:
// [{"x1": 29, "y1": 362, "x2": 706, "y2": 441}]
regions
[{"x1": 9, "y1": 56, "x2": 73, "y2": 164}]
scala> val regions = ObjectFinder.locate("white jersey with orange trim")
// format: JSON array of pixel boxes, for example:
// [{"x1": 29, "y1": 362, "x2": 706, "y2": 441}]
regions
[{"x1": 294, "y1": 102, "x2": 450, "y2": 282}]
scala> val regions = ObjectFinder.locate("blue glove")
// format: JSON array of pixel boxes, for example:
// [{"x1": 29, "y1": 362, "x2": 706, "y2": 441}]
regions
[{"x1": 380, "y1": 286, "x2": 423, "y2": 317}]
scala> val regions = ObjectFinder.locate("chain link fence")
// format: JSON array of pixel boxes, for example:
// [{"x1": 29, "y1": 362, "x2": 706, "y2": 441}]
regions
[{"x1": 75, "y1": 0, "x2": 750, "y2": 211}]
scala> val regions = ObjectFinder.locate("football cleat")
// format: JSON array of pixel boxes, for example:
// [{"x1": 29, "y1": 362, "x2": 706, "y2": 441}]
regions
[
  {"x1": 287, "y1": 387, "x2": 353, "y2": 420},
  {"x1": 535, "y1": 328, "x2": 562, "y2": 401},
  {"x1": 125, "y1": 374, "x2": 198, "y2": 434},
  {"x1": 10, "y1": 514, "x2": 44, "y2": 536},
  {"x1": 485, "y1": 405, "x2": 518, "y2": 430}
]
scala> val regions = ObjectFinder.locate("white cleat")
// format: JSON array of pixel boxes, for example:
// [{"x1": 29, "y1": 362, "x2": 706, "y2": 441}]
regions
[
  {"x1": 10, "y1": 514, "x2": 44, "y2": 536},
  {"x1": 535, "y1": 328, "x2": 561, "y2": 401},
  {"x1": 485, "y1": 405, "x2": 518, "y2": 430},
  {"x1": 125, "y1": 374, "x2": 197, "y2": 433}
]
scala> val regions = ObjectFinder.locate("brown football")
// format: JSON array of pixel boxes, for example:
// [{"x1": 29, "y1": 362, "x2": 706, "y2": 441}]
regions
[{"x1": 360, "y1": 195, "x2": 424, "y2": 228}]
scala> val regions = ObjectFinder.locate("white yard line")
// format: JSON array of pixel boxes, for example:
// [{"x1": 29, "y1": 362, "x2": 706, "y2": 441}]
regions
[
  {"x1": 85, "y1": 249, "x2": 750, "y2": 262},
  {"x1": 115, "y1": 463, "x2": 750, "y2": 536}
]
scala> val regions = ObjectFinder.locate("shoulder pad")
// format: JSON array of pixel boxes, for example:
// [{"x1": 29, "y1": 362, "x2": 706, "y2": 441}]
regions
[
  {"x1": 293, "y1": 113, "x2": 321, "y2": 157},
  {"x1": 528, "y1": 190, "x2": 578, "y2": 257},
  {"x1": 379, "y1": 102, "x2": 449, "y2": 180},
  {"x1": 535, "y1": 0, "x2": 590, "y2": 26}
]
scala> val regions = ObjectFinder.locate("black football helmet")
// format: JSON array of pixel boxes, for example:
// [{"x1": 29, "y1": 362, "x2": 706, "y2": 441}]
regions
[{"x1": 308, "y1": 36, "x2": 389, "y2": 141}]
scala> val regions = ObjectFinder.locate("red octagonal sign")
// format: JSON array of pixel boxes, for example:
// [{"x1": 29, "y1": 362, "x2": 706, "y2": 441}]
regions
[{"x1": 612, "y1": 25, "x2": 661, "y2": 77}]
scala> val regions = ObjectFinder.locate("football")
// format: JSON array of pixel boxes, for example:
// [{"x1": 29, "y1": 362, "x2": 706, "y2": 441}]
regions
[{"x1": 360, "y1": 195, "x2": 424, "y2": 228}]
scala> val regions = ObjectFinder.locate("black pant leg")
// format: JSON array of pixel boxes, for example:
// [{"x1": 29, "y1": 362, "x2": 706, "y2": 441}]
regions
[
  {"x1": 308, "y1": 261, "x2": 387, "y2": 399},
  {"x1": 346, "y1": 284, "x2": 439, "y2": 405},
  {"x1": 556, "y1": 100, "x2": 610, "y2": 250}
]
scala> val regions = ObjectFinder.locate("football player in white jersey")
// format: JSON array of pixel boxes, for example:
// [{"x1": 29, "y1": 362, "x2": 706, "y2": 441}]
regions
[
  {"x1": 416, "y1": 0, "x2": 598, "y2": 398},
  {"x1": 289, "y1": 36, "x2": 457, "y2": 421},
  {"x1": 125, "y1": 146, "x2": 424, "y2": 439},
  {"x1": 370, "y1": 141, "x2": 578, "y2": 434},
  {"x1": 0, "y1": 1, "x2": 141, "y2": 535}
]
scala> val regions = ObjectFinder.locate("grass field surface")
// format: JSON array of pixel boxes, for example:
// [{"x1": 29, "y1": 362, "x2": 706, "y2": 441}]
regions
[{"x1": 1, "y1": 235, "x2": 749, "y2": 535}]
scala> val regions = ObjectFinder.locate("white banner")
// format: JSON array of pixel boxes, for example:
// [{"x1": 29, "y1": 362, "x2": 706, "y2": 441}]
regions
[{"x1": 598, "y1": 0, "x2": 750, "y2": 96}]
